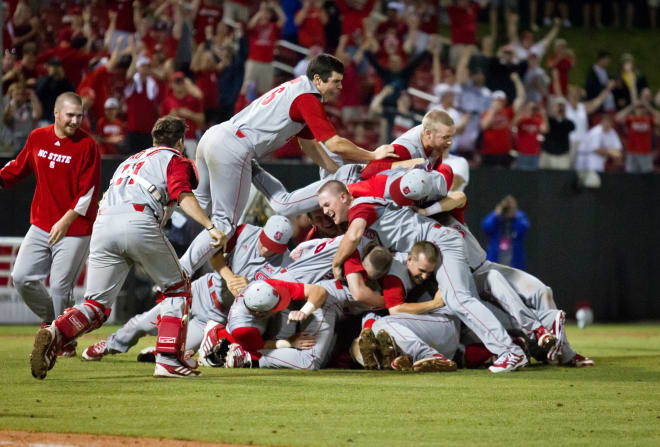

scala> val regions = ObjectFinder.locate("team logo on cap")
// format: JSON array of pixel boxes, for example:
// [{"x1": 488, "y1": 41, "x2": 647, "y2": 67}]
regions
[
  {"x1": 403, "y1": 186, "x2": 411, "y2": 195},
  {"x1": 274, "y1": 231, "x2": 282, "y2": 241}
]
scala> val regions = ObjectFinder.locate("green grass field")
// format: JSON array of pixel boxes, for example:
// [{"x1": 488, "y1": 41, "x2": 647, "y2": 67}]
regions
[{"x1": 2, "y1": 324, "x2": 660, "y2": 446}]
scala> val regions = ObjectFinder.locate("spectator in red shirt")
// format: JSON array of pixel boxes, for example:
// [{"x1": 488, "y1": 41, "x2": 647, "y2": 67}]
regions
[
  {"x1": 193, "y1": 0, "x2": 224, "y2": 44},
  {"x1": 615, "y1": 101, "x2": 660, "y2": 174},
  {"x1": 546, "y1": 38, "x2": 574, "y2": 96},
  {"x1": 444, "y1": 0, "x2": 488, "y2": 67},
  {"x1": 95, "y1": 97, "x2": 125, "y2": 156},
  {"x1": 191, "y1": 39, "x2": 221, "y2": 126},
  {"x1": 512, "y1": 101, "x2": 548, "y2": 170},
  {"x1": 480, "y1": 73, "x2": 525, "y2": 167},
  {"x1": 161, "y1": 72, "x2": 205, "y2": 159},
  {"x1": 243, "y1": 1, "x2": 286, "y2": 96},
  {"x1": 0, "y1": 92, "x2": 100, "y2": 329},
  {"x1": 295, "y1": 0, "x2": 328, "y2": 49},
  {"x1": 336, "y1": 0, "x2": 376, "y2": 45},
  {"x1": 124, "y1": 55, "x2": 159, "y2": 153}
]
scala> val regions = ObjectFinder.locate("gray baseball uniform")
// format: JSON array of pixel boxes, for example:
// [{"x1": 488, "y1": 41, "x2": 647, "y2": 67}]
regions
[
  {"x1": 251, "y1": 162, "x2": 364, "y2": 216},
  {"x1": 106, "y1": 223, "x2": 290, "y2": 354},
  {"x1": 349, "y1": 197, "x2": 524, "y2": 358},
  {"x1": 182, "y1": 75, "x2": 328, "y2": 275}
]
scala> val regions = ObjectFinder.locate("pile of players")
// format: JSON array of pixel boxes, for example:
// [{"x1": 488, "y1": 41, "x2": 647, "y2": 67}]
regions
[{"x1": 25, "y1": 54, "x2": 592, "y2": 379}]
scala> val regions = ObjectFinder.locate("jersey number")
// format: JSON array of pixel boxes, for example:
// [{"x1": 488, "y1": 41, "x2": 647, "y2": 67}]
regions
[
  {"x1": 115, "y1": 161, "x2": 145, "y2": 186},
  {"x1": 260, "y1": 77, "x2": 303, "y2": 106}
]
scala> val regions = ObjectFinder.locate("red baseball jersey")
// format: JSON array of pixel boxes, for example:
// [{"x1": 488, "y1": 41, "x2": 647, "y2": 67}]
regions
[{"x1": 0, "y1": 125, "x2": 101, "y2": 236}]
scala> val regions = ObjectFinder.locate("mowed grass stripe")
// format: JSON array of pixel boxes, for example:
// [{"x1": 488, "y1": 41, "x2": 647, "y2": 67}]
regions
[{"x1": 2, "y1": 324, "x2": 659, "y2": 447}]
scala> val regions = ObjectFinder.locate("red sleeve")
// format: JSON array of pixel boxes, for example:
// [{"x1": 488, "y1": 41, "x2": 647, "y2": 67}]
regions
[
  {"x1": 0, "y1": 132, "x2": 34, "y2": 188},
  {"x1": 166, "y1": 156, "x2": 195, "y2": 201},
  {"x1": 381, "y1": 275, "x2": 406, "y2": 308},
  {"x1": 434, "y1": 163, "x2": 454, "y2": 191},
  {"x1": 348, "y1": 202, "x2": 379, "y2": 227},
  {"x1": 265, "y1": 278, "x2": 306, "y2": 301},
  {"x1": 289, "y1": 93, "x2": 337, "y2": 142},
  {"x1": 231, "y1": 326, "x2": 264, "y2": 359},
  {"x1": 347, "y1": 175, "x2": 387, "y2": 199},
  {"x1": 296, "y1": 125, "x2": 314, "y2": 139},
  {"x1": 70, "y1": 136, "x2": 101, "y2": 218},
  {"x1": 505, "y1": 107, "x2": 514, "y2": 121},
  {"x1": 360, "y1": 144, "x2": 412, "y2": 180},
  {"x1": 225, "y1": 224, "x2": 246, "y2": 253},
  {"x1": 344, "y1": 249, "x2": 365, "y2": 275}
]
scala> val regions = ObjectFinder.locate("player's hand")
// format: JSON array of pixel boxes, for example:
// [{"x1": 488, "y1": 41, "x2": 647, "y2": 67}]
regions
[
  {"x1": 208, "y1": 228, "x2": 227, "y2": 251},
  {"x1": 373, "y1": 144, "x2": 398, "y2": 160},
  {"x1": 332, "y1": 264, "x2": 345, "y2": 281},
  {"x1": 48, "y1": 218, "x2": 72, "y2": 247},
  {"x1": 510, "y1": 72, "x2": 520, "y2": 82},
  {"x1": 410, "y1": 206, "x2": 427, "y2": 216},
  {"x1": 287, "y1": 311, "x2": 310, "y2": 324},
  {"x1": 228, "y1": 275, "x2": 249, "y2": 297},
  {"x1": 431, "y1": 290, "x2": 445, "y2": 309},
  {"x1": 289, "y1": 332, "x2": 317, "y2": 349}
]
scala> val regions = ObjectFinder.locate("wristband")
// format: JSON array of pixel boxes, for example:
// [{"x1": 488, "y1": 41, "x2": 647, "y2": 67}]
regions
[
  {"x1": 300, "y1": 301, "x2": 316, "y2": 317},
  {"x1": 206, "y1": 224, "x2": 215, "y2": 231},
  {"x1": 423, "y1": 202, "x2": 443, "y2": 216},
  {"x1": 275, "y1": 339, "x2": 292, "y2": 349}
]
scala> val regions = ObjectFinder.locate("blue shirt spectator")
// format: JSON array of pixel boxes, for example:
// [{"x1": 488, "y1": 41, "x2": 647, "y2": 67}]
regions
[{"x1": 482, "y1": 195, "x2": 530, "y2": 269}]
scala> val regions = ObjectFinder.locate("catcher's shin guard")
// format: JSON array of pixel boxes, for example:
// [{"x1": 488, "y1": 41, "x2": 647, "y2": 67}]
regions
[
  {"x1": 155, "y1": 279, "x2": 192, "y2": 365},
  {"x1": 54, "y1": 300, "x2": 110, "y2": 343}
]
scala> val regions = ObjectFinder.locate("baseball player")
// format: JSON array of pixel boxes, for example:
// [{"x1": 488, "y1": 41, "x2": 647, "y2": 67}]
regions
[
  {"x1": 30, "y1": 116, "x2": 225, "y2": 380},
  {"x1": 179, "y1": 53, "x2": 396, "y2": 276},
  {"x1": 1, "y1": 93, "x2": 100, "y2": 355},
  {"x1": 318, "y1": 180, "x2": 528, "y2": 373},
  {"x1": 81, "y1": 215, "x2": 294, "y2": 362},
  {"x1": 355, "y1": 242, "x2": 459, "y2": 372}
]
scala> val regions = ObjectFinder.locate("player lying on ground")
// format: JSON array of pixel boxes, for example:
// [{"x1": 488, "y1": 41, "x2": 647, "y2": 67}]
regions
[
  {"x1": 81, "y1": 215, "x2": 293, "y2": 363},
  {"x1": 30, "y1": 116, "x2": 225, "y2": 380}
]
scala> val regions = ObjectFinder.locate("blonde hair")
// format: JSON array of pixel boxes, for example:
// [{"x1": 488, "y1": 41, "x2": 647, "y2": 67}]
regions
[{"x1": 422, "y1": 109, "x2": 455, "y2": 132}]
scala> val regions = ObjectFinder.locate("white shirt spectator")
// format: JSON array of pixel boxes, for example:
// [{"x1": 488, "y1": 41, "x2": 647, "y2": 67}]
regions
[
  {"x1": 565, "y1": 102, "x2": 589, "y2": 147},
  {"x1": 443, "y1": 153, "x2": 470, "y2": 192},
  {"x1": 576, "y1": 124, "x2": 622, "y2": 172},
  {"x1": 511, "y1": 41, "x2": 545, "y2": 63}
]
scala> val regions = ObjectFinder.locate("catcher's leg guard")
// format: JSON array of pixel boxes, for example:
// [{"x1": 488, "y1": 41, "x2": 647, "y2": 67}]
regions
[
  {"x1": 155, "y1": 279, "x2": 192, "y2": 366},
  {"x1": 54, "y1": 300, "x2": 110, "y2": 343}
]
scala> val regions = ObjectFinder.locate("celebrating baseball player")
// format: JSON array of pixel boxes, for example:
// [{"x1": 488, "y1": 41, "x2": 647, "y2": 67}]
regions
[
  {"x1": 1, "y1": 92, "x2": 100, "y2": 357},
  {"x1": 81, "y1": 215, "x2": 294, "y2": 363},
  {"x1": 180, "y1": 53, "x2": 397, "y2": 276},
  {"x1": 30, "y1": 116, "x2": 225, "y2": 380}
]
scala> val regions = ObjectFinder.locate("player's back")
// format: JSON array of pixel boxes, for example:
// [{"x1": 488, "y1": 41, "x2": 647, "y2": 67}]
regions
[
  {"x1": 104, "y1": 147, "x2": 181, "y2": 222},
  {"x1": 230, "y1": 76, "x2": 320, "y2": 157},
  {"x1": 228, "y1": 224, "x2": 291, "y2": 281}
]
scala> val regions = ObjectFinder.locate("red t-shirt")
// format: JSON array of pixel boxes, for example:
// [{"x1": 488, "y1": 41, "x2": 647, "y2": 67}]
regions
[
  {"x1": 338, "y1": 61, "x2": 362, "y2": 108},
  {"x1": 482, "y1": 107, "x2": 514, "y2": 155},
  {"x1": 336, "y1": 0, "x2": 376, "y2": 41},
  {"x1": 548, "y1": 56, "x2": 573, "y2": 95},
  {"x1": 195, "y1": 70, "x2": 219, "y2": 111},
  {"x1": 110, "y1": 0, "x2": 138, "y2": 33},
  {"x1": 194, "y1": 4, "x2": 223, "y2": 43},
  {"x1": 625, "y1": 115, "x2": 654, "y2": 154},
  {"x1": 0, "y1": 125, "x2": 100, "y2": 236},
  {"x1": 95, "y1": 116, "x2": 125, "y2": 155},
  {"x1": 125, "y1": 78, "x2": 159, "y2": 134},
  {"x1": 161, "y1": 93, "x2": 204, "y2": 139},
  {"x1": 247, "y1": 22, "x2": 280, "y2": 63},
  {"x1": 297, "y1": 7, "x2": 326, "y2": 48},
  {"x1": 143, "y1": 33, "x2": 179, "y2": 60},
  {"x1": 515, "y1": 115, "x2": 543, "y2": 155},
  {"x1": 447, "y1": 3, "x2": 480, "y2": 45},
  {"x1": 289, "y1": 93, "x2": 337, "y2": 142}
]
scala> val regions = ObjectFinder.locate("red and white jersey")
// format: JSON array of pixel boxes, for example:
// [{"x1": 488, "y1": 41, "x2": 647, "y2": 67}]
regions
[
  {"x1": 391, "y1": 125, "x2": 435, "y2": 161},
  {"x1": 380, "y1": 252, "x2": 417, "y2": 309},
  {"x1": 284, "y1": 231, "x2": 379, "y2": 283},
  {"x1": 229, "y1": 76, "x2": 336, "y2": 157},
  {"x1": 103, "y1": 146, "x2": 196, "y2": 222},
  {"x1": 348, "y1": 197, "x2": 438, "y2": 253},
  {"x1": 0, "y1": 124, "x2": 100, "y2": 236}
]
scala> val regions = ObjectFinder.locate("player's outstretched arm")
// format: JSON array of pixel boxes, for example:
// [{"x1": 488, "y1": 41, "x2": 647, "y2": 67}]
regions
[
  {"x1": 415, "y1": 191, "x2": 467, "y2": 217},
  {"x1": 389, "y1": 290, "x2": 445, "y2": 315},
  {"x1": 346, "y1": 272, "x2": 385, "y2": 308},
  {"x1": 332, "y1": 219, "x2": 367, "y2": 279},
  {"x1": 324, "y1": 135, "x2": 398, "y2": 163},
  {"x1": 287, "y1": 284, "x2": 328, "y2": 324},
  {"x1": 298, "y1": 138, "x2": 339, "y2": 173},
  {"x1": 178, "y1": 192, "x2": 227, "y2": 251}
]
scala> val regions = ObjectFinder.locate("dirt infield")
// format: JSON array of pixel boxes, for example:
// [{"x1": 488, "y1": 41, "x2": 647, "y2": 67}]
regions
[{"x1": 0, "y1": 431, "x2": 254, "y2": 447}]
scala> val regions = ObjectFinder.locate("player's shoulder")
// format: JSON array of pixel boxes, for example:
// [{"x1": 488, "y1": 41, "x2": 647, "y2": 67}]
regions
[{"x1": 29, "y1": 124, "x2": 54, "y2": 139}]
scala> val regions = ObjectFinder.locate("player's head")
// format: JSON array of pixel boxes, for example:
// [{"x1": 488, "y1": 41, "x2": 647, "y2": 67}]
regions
[
  {"x1": 241, "y1": 280, "x2": 291, "y2": 318},
  {"x1": 54, "y1": 92, "x2": 83, "y2": 138},
  {"x1": 317, "y1": 180, "x2": 351, "y2": 225},
  {"x1": 389, "y1": 169, "x2": 433, "y2": 206},
  {"x1": 422, "y1": 110, "x2": 455, "y2": 155},
  {"x1": 407, "y1": 241, "x2": 440, "y2": 284},
  {"x1": 362, "y1": 243, "x2": 393, "y2": 280},
  {"x1": 308, "y1": 208, "x2": 342, "y2": 237},
  {"x1": 152, "y1": 115, "x2": 187, "y2": 151},
  {"x1": 258, "y1": 215, "x2": 293, "y2": 257},
  {"x1": 307, "y1": 54, "x2": 344, "y2": 103}
]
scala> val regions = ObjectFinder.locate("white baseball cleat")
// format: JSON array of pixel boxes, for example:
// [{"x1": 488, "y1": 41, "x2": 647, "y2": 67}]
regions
[
  {"x1": 225, "y1": 343, "x2": 252, "y2": 368},
  {"x1": 566, "y1": 353, "x2": 594, "y2": 367},
  {"x1": 547, "y1": 311, "x2": 566, "y2": 362},
  {"x1": 153, "y1": 361, "x2": 201, "y2": 378},
  {"x1": 198, "y1": 321, "x2": 224, "y2": 365},
  {"x1": 488, "y1": 352, "x2": 528, "y2": 373},
  {"x1": 82, "y1": 340, "x2": 108, "y2": 361}
]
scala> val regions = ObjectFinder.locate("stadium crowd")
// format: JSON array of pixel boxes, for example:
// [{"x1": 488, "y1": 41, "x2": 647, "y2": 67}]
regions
[{"x1": 2, "y1": 0, "x2": 660, "y2": 173}]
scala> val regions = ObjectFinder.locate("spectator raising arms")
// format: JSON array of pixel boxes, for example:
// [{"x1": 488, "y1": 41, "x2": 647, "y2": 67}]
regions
[{"x1": 615, "y1": 101, "x2": 660, "y2": 174}]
